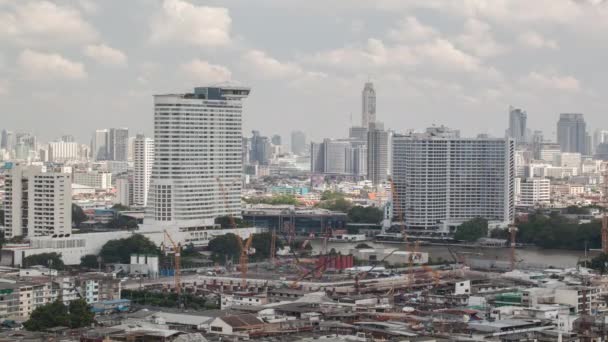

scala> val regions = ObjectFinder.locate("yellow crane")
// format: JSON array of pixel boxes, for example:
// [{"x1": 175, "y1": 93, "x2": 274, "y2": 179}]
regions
[{"x1": 162, "y1": 230, "x2": 181, "y2": 295}]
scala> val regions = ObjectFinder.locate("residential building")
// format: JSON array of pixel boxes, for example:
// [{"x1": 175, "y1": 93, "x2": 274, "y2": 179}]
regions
[
  {"x1": 290, "y1": 130, "x2": 306, "y2": 155},
  {"x1": 557, "y1": 113, "x2": 587, "y2": 154},
  {"x1": 145, "y1": 86, "x2": 250, "y2": 229},
  {"x1": 3, "y1": 165, "x2": 72, "y2": 238},
  {"x1": 553, "y1": 152, "x2": 582, "y2": 171},
  {"x1": 508, "y1": 106, "x2": 527, "y2": 145},
  {"x1": 115, "y1": 178, "x2": 130, "y2": 206},
  {"x1": 361, "y1": 82, "x2": 376, "y2": 128},
  {"x1": 109, "y1": 128, "x2": 129, "y2": 161},
  {"x1": 133, "y1": 134, "x2": 154, "y2": 208},
  {"x1": 516, "y1": 178, "x2": 550, "y2": 207},
  {"x1": 73, "y1": 171, "x2": 112, "y2": 190},
  {"x1": 367, "y1": 122, "x2": 389, "y2": 185},
  {"x1": 48, "y1": 141, "x2": 79, "y2": 162},
  {"x1": 392, "y1": 126, "x2": 514, "y2": 234}
]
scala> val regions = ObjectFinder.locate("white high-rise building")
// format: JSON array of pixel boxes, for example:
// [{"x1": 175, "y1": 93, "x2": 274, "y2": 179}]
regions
[
  {"x1": 48, "y1": 141, "x2": 79, "y2": 162},
  {"x1": 392, "y1": 126, "x2": 514, "y2": 234},
  {"x1": 145, "y1": 86, "x2": 250, "y2": 229},
  {"x1": 133, "y1": 134, "x2": 154, "y2": 208},
  {"x1": 516, "y1": 178, "x2": 550, "y2": 207},
  {"x1": 114, "y1": 178, "x2": 131, "y2": 207},
  {"x1": 109, "y1": 128, "x2": 129, "y2": 161},
  {"x1": 3, "y1": 165, "x2": 72, "y2": 238},
  {"x1": 361, "y1": 82, "x2": 376, "y2": 128}
]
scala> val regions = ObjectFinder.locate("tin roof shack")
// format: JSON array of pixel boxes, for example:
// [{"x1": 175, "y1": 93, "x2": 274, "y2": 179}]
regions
[
  {"x1": 208, "y1": 314, "x2": 265, "y2": 338},
  {"x1": 333, "y1": 294, "x2": 392, "y2": 312}
]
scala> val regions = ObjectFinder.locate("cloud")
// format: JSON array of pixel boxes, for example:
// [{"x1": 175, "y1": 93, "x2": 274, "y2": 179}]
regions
[
  {"x1": 150, "y1": 0, "x2": 231, "y2": 47},
  {"x1": 455, "y1": 19, "x2": 508, "y2": 57},
  {"x1": 387, "y1": 16, "x2": 438, "y2": 42},
  {"x1": 0, "y1": 1, "x2": 97, "y2": 45},
  {"x1": 18, "y1": 49, "x2": 87, "y2": 80},
  {"x1": 84, "y1": 44, "x2": 128, "y2": 66},
  {"x1": 242, "y1": 50, "x2": 325, "y2": 80},
  {"x1": 180, "y1": 59, "x2": 232, "y2": 83},
  {"x1": 518, "y1": 31, "x2": 559, "y2": 49},
  {"x1": 522, "y1": 71, "x2": 580, "y2": 92}
]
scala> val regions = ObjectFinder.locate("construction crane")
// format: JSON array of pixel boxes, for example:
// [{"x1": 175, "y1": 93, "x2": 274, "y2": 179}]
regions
[
  {"x1": 162, "y1": 230, "x2": 182, "y2": 295},
  {"x1": 354, "y1": 248, "x2": 399, "y2": 294},
  {"x1": 602, "y1": 162, "x2": 608, "y2": 254}
]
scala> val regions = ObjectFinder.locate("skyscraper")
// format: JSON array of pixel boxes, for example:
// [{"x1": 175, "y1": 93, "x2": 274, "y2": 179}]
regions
[
  {"x1": 557, "y1": 113, "x2": 587, "y2": 154},
  {"x1": 109, "y1": 128, "x2": 129, "y2": 161},
  {"x1": 250, "y1": 130, "x2": 271, "y2": 165},
  {"x1": 508, "y1": 106, "x2": 527, "y2": 145},
  {"x1": 271, "y1": 134, "x2": 282, "y2": 146},
  {"x1": 145, "y1": 85, "x2": 250, "y2": 229},
  {"x1": 291, "y1": 131, "x2": 306, "y2": 155},
  {"x1": 133, "y1": 134, "x2": 154, "y2": 208},
  {"x1": 367, "y1": 122, "x2": 389, "y2": 185},
  {"x1": 392, "y1": 126, "x2": 514, "y2": 234},
  {"x1": 92, "y1": 129, "x2": 109, "y2": 161},
  {"x1": 361, "y1": 82, "x2": 376, "y2": 128},
  {"x1": 349, "y1": 126, "x2": 368, "y2": 141}
]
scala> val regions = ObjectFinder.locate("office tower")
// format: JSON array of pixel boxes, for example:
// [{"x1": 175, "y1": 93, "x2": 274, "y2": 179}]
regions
[
  {"x1": 349, "y1": 126, "x2": 368, "y2": 141},
  {"x1": 367, "y1": 122, "x2": 389, "y2": 185},
  {"x1": 133, "y1": 134, "x2": 154, "y2": 208},
  {"x1": 392, "y1": 126, "x2": 514, "y2": 234},
  {"x1": 271, "y1": 134, "x2": 282, "y2": 146},
  {"x1": 323, "y1": 139, "x2": 350, "y2": 174},
  {"x1": 557, "y1": 113, "x2": 587, "y2": 154},
  {"x1": 61, "y1": 135, "x2": 75, "y2": 143},
  {"x1": 109, "y1": 128, "x2": 129, "y2": 161},
  {"x1": 3, "y1": 165, "x2": 72, "y2": 238},
  {"x1": 531, "y1": 130, "x2": 544, "y2": 159},
  {"x1": 250, "y1": 130, "x2": 271, "y2": 165},
  {"x1": 0, "y1": 129, "x2": 7, "y2": 149},
  {"x1": 291, "y1": 130, "x2": 306, "y2": 155},
  {"x1": 115, "y1": 178, "x2": 131, "y2": 207},
  {"x1": 361, "y1": 82, "x2": 376, "y2": 128},
  {"x1": 310, "y1": 142, "x2": 324, "y2": 173},
  {"x1": 48, "y1": 141, "x2": 79, "y2": 162},
  {"x1": 242, "y1": 137, "x2": 251, "y2": 165},
  {"x1": 92, "y1": 129, "x2": 109, "y2": 161},
  {"x1": 350, "y1": 141, "x2": 367, "y2": 178},
  {"x1": 146, "y1": 86, "x2": 250, "y2": 228},
  {"x1": 516, "y1": 178, "x2": 550, "y2": 207},
  {"x1": 508, "y1": 107, "x2": 527, "y2": 145},
  {"x1": 594, "y1": 129, "x2": 608, "y2": 151},
  {"x1": 1, "y1": 130, "x2": 15, "y2": 152}
]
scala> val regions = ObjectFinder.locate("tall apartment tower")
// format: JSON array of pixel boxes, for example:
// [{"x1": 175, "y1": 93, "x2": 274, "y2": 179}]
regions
[
  {"x1": 392, "y1": 126, "x2": 514, "y2": 234},
  {"x1": 361, "y1": 82, "x2": 376, "y2": 128},
  {"x1": 557, "y1": 113, "x2": 587, "y2": 154},
  {"x1": 109, "y1": 128, "x2": 129, "y2": 161},
  {"x1": 291, "y1": 131, "x2": 306, "y2": 155},
  {"x1": 367, "y1": 122, "x2": 389, "y2": 185},
  {"x1": 145, "y1": 86, "x2": 250, "y2": 229},
  {"x1": 133, "y1": 134, "x2": 154, "y2": 208},
  {"x1": 508, "y1": 106, "x2": 527, "y2": 145},
  {"x1": 3, "y1": 165, "x2": 72, "y2": 238},
  {"x1": 92, "y1": 129, "x2": 109, "y2": 161}
]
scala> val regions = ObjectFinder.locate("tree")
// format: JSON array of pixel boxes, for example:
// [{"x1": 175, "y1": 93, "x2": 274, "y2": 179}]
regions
[
  {"x1": 454, "y1": 217, "x2": 489, "y2": 242},
  {"x1": 317, "y1": 197, "x2": 352, "y2": 213},
  {"x1": 23, "y1": 252, "x2": 65, "y2": 270},
  {"x1": 72, "y1": 204, "x2": 87, "y2": 227},
  {"x1": 589, "y1": 253, "x2": 608, "y2": 274},
  {"x1": 80, "y1": 254, "x2": 100, "y2": 269},
  {"x1": 68, "y1": 299, "x2": 95, "y2": 328},
  {"x1": 208, "y1": 233, "x2": 242, "y2": 263},
  {"x1": 24, "y1": 300, "x2": 69, "y2": 331},
  {"x1": 348, "y1": 206, "x2": 383, "y2": 224},
  {"x1": 111, "y1": 204, "x2": 130, "y2": 211},
  {"x1": 106, "y1": 216, "x2": 138, "y2": 229},
  {"x1": 99, "y1": 234, "x2": 159, "y2": 264},
  {"x1": 215, "y1": 216, "x2": 251, "y2": 228},
  {"x1": 251, "y1": 232, "x2": 284, "y2": 261}
]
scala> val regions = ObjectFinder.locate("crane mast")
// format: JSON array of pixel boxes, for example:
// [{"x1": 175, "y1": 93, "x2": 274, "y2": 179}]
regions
[{"x1": 162, "y1": 230, "x2": 181, "y2": 295}]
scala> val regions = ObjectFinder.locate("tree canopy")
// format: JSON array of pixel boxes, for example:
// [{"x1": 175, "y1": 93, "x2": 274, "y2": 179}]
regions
[
  {"x1": 99, "y1": 234, "x2": 159, "y2": 264},
  {"x1": 215, "y1": 216, "x2": 252, "y2": 228},
  {"x1": 517, "y1": 212, "x2": 600, "y2": 250},
  {"x1": 24, "y1": 299, "x2": 94, "y2": 331},
  {"x1": 80, "y1": 254, "x2": 100, "y2": 269},
  {"x1": 316, "y1": 192, "x2": 353, "y2": 213},
  {"x1": 454, "y1": 217, "x2": 489, "y2": 242},
  {"x1": 106, "y1": 216, "x2": 138, "y2": 229},
  {"x1": 23, "y1": 252, "x2": 65, "y2": 270},
  {"x1": 72, "y1": 204, "x2": 87, "y2": 227},
  {"x1": 348, "y1": 206, "x2": 383, "y2": 224},
  {"x1": 243, "y1": 195, "x2": 298, "y2": 205},
  {"x1": 111, "y1": 204, "x2": 130, "y2": 211},
  {"x1": 208, "y1": 233, "x2": 242, "y2": 263},
  {"x1": 589, "y1": 253, "x2": 608, "y2": 274},
  {"x1": 251, "y1": 232, "x2": 284, "y2": 261}
]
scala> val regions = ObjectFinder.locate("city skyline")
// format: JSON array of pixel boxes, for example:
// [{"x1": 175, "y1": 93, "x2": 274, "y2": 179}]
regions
[{"x1": 3, "y1": 1, "x2": 608, "y2": 142}]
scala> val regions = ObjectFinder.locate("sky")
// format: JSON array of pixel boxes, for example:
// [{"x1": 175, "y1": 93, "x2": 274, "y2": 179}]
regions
[{"x1": 2, "y1": 0, "x2": 608, "y2": 145}]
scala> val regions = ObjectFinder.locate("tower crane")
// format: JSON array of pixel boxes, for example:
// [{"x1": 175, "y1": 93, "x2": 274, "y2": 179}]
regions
[{"x1": 161, "y1": 230, "x2": 182, "y2": 295}]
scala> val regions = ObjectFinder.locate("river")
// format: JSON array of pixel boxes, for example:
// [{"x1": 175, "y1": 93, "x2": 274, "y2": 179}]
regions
[{"x1": 309, "y1": 240, "x2": 596, "y2": 269}]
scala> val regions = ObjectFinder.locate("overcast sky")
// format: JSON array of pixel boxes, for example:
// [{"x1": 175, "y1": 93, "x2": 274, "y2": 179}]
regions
[{"x1": 2, "y1": 0, "x2": 608, "y2": 144}]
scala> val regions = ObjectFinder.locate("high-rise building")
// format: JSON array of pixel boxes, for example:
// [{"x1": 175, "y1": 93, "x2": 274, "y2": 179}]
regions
[
  {"x1": 250, "y1": 131, "x2": 271, "y2": 165},
  {"x1": 1, "y1": 130, "x2": 15, "y2": 152},
  {"x1": 48, "y1": 141, "x2": 79, "y2": 162},
  {"x1": 361, "y1": 82, "x2": 376, "y2": 128},
  {"x1": 349, "y1": 126, "x2": 368, "y2": 141},
  {"x1": 323, "y1": 139, "x2": 350, "y2": 174},
  {"x1": 557, "y1": 113, "x2": 587, "y2": 154},
  {"x1": 3, "y1": 165, "x2": 72, "y2": 238},
  {"x1": 594, "y1": 129, "x2": 608, "y2": 153},
  {"x1": 114, "y1": 178, "x2": 131, "y2": 207},
  {"x1": 310, "y1": 139, "x2": 366, "y2": 177},
  {"x1": 109, "y1": 128, "x2": 129, "y2": 161},
  {"x1": 73, "y1": 171, "x2": 112, "y2": 190},
  {"x1": 271, "y1": 134, "x2": 282, "y2": 146},
  {"x1": 61, "y1": 135, "x2": 75, "y2": 143},
  {"x1": 367, "y1": 122, "x2": 389, "y2": 185},
  {"x1": 392, "y1": 126, "x2": 514, "y2": 234},
  {"x1": 516, "y1": 178, "x2": 550, "y2": 207},
  {"x1": 145, "y1": 86, "x2": 250, "y2": 229},
  {"x1": 291, "y1": 131, "x2": 307, "y2": 155},
  {"x1": 531, "y1": 130, "x2": 544, "y2": 159},
  {"x1": 508, "y1": 106, "x2": 527, "y2": 145},
  {"x1": 92, "y1": 129, "x2": 109, "y2": 161},
  {"x1": 310, "y1": 142, "x2": 324, "y2": 173},
  {"x1": 133, "y1": 134, "x2": 154, "y2": 208}
]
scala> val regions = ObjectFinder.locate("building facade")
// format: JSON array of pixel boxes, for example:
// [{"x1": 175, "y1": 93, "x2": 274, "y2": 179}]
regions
[
  {"x1": 361, "y1": 82, "x2": 376, "y2": 128},
  {"x1": 109, "y1": 128, "x2": 129, "y2": 161},
  {"x1": 508, "y1": 107, "x2": 527, "y2": 145},
  {"x1": 557, "y1": 113, "x2": 587, "y2": 154},
  {"x1": 145, "y1": 86, "x2": 250, "y2": 229},
  {"x1": 290, "y1": 130, "x2": 306, "y2": 155},
  {"x1": 133, "y1": 134, "x2": 154, "y2": 208},
  {"x1": 48, "y1": 141, "x2": 79, "y2": 162},
  {"x1": 516, "y1": 178, "x2": 550, "y2": 207},
  {"x1": 73, "y1": 171, "x2": 112, "y2": 190},
  {"x1": 392, "y1": 127, "x2": 514, "y2": 235},
  {"x1": 3, "y1": 165, "x2": 72, "y2": 238},
  {"x1": 367, "y1": 122, "x2": 389, "y2": 185}
]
